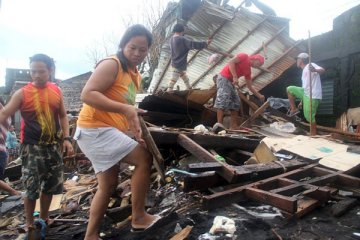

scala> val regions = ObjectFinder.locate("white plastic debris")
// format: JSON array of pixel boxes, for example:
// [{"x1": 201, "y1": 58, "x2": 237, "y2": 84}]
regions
[
  {"x1": 194, "y1": 124, "x2": 209, "y2": 134},
  {"x1": 269, "y1": 122, "x2": 296, "y2": 133},
  {"x1": 174, "y1": 223, "x2": 182, "y2": 233},
  {"x1": 218, "y1": 130, "x2": 226, "y2": 136},
  {"x1": 209, "y1": 216, "x2": 236, "y2": 236}
]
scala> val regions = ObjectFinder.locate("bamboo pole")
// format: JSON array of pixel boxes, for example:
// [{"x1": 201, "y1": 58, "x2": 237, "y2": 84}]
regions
[{"x1": 308, "y1": 30, "x2": 314, "y2": 135}]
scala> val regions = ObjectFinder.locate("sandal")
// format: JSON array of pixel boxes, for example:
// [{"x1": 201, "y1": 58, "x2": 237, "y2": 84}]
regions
[{"x1": 287, "y1": 109, "x2": 300, "y2": 117}]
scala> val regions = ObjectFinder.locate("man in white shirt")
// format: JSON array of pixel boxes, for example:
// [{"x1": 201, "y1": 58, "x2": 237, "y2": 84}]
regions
[{"x1": 287, "y1": 53, "x2": 325, "y2": 135}]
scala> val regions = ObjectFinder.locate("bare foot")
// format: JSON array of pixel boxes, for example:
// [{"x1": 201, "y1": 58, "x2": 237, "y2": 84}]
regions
[{"x1": 131, "y1": 213, "x2": 160, "y2": 229}]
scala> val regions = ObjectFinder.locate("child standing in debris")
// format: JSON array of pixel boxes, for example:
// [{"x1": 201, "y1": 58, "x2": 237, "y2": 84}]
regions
[
  {"x1": 75, "y1": 24, "x2": 160, "y2": 240},
  {"x1": 214, "y1": 53, "x2": 265, "y2": 129},
  {"x1": 0, "y1": 54, "x2": 74, "y2": 233},
  {"x1": 167, "y1": 23, "x2": 211, "y2": 91},
  {"x1": 287, "y1": 53, "x2": 325, "y2": 135},
  {"x1": 0, "y1": 98, "x2": 20, "y2": 196},
  {"x1": 6, "y1": 125, "x2": 19, "y2": 162}
]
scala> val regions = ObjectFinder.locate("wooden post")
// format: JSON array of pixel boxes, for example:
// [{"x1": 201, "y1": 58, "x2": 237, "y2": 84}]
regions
[
  {"x1": 139, "y1": 116, "x2": 165, "y2": 182},
  {"x1": 308, "y1": 30, "x2": 314, "y2": 135},
  {"x1": 240, "y1": 100, "x2": 270, "y2": 127}
]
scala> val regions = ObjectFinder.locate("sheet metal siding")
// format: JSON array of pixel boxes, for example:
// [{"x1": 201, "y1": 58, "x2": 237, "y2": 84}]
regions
[
  {"x1": 317, "y1": 78, "x2": 334, "y2": 115},
  {"x1": 150, "y1": 1, "x2": 304, "y2": 93}
]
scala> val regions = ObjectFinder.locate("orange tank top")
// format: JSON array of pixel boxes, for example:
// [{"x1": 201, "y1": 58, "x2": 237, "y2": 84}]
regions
[{"x1": 77, "y1": 56, "x2": 141, "y2": 131}]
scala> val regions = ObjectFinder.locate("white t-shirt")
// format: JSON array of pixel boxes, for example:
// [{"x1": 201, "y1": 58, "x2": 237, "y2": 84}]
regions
[{"x1": 302, "y1": 63, "x2": 323, "y2": 99}]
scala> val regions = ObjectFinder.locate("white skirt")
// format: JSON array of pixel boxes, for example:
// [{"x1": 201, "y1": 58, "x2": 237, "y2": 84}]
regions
[{"x1": 74, "y1": 127, "x2": 138, "y2": 174}]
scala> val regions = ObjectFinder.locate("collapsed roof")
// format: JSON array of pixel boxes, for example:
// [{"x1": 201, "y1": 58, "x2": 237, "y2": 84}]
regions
[{"x1": 149, "y1": 0, "x2": 306, "y2": 94}]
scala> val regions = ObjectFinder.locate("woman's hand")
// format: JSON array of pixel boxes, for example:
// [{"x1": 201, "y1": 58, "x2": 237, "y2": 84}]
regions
[{"x1": 124, "y1": 105, "x2": 147, "y2": 146}]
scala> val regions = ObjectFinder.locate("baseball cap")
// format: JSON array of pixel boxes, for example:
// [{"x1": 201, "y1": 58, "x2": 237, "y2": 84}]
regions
[
  {"x1": 297, "y1": 53, "x2": 309, "y2": 59},
  {"x1": 249, "y1": 54, "x2": 265, "y2": 65}
]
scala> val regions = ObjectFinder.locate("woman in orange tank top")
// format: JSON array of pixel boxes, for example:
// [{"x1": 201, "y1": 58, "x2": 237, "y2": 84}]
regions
[{"x1": 76, "y1": 24, "x2": 161, "y2": 240}]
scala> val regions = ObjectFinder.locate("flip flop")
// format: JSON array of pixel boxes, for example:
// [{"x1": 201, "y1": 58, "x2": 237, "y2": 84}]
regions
[
  {"x1": 287, "y1": 109, "x2": 300, "y2": 117},
  {"x1": 131, "y1": 215, "x2": 162, "y2": 233}
]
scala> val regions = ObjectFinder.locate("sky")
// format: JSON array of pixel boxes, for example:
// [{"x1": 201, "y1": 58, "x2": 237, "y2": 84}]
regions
[{"x1": 0, "y1": 0, "x2": 360, "y2": 86}]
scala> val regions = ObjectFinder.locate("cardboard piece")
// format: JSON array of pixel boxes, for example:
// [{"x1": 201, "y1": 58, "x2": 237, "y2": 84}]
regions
[
  {"x1": 262, "y1": 135, "x2": 360, "y2": 171},
  {"x1": 35, "y1": 194, "x2": 63, "y2": 212}
]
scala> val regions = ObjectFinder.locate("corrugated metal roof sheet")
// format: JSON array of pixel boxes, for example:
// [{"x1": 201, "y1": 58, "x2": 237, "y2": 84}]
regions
[{"x1": 149, "y1": 1, "x2": 306, "y2": 95}]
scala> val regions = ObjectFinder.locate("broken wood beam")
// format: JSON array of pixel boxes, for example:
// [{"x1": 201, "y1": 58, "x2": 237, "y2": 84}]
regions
[
  {"x1": 183, "y1": 172, "x2": 224, "y2": 192},
  {"x1": 177, "y1": 133, "x2": 238, "y2": 183},
  {"x1": 245, "y1": 187, "x2": 297, "y2": 213},
  {"x1": 301, "y1": 122, "x2": 360, "y2": 138},
  {"x1": 237, "y1": 90, "x2": 259, "y2": 111},
  {"x1": 187, "y1": 162, "x2": 223, "y2": 172},
  {"x1": 185, "y1": 160, "x2": 306, "y2": 192},
  {"x1": 106, "y1": 204, "x2": 132, "y2": 223},
  {"x1": 240, "y1": 100, "x2": 270, "y2": 127},
  {"x1": 170, "y1": 225, "x2": 193, "y2": 240},
  {"x1": 149, "y1": 127, "x2": 260, "y2": 151},
  {"x1": 53, "y1": 218, "x2": 88, "y2": 223},
  {"x1": 331, "y1": 198, "x2": 358, "y2": 217},
  {"x1": 139, "y1": 116, "x2": 165, "y2": 182}
]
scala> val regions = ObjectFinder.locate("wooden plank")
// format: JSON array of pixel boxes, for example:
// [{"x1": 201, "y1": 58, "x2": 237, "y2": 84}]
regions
[
  {"x1": 187, "y1": 162, "x2": 223, "y2": 172},
  {"x1": 240, "y1": 101, "x2": 270, "y2": 127},
  {"x1": 295, "y1": 198, "x2": 320, "y2": 218},
  {"x1": 301, "y1": 122, "x2": 360, "y2": 138},
  {"x1": 203, "y1": 187, "x2": 248, "y2": 210},
  {"x1": 183, "y1": 172, "x2": 224, "y2": 192},
  {"x1": 186, "y1": 160, "x2": 306, "y2": 192},
  {"x1": 149, "y1": 127, "x2": 260, "y2": 151},
  {"x1": 106, "y1": 205, "x2": 132, "y2": 223},
  {"x1": 237, "y1": 90, "x2": 259, "y2": 111},
  {"x1": 245, "y1": 187, "x2": 297, "y2": 213},
  {"x1": 139, "y1": 117, "x2": 165, "y2": 182},
  {"x1": 170, "y1": 225, "x2": 193, "y2": 240},
  {"x1": 202, "y1": 164, "x2": 318, "y2": 210},
  {"x1": 177, "y1": 134, "x2": 237, "y2": 183}
]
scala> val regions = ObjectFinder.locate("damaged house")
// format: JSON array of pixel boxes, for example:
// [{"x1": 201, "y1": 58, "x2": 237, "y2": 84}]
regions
[{"x1": 1, "y1": 1, "x2": 360, "y2": 240}]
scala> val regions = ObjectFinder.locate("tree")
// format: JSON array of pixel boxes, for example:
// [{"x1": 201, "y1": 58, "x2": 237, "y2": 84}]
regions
[{"x1": 85, "y1": 0, "x2": 173, "y2": 92}]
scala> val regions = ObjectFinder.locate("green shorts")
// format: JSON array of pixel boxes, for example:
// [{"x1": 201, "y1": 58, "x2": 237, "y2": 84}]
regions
[
  {"x1": 287, "y1": 86, "x2": 320, "y2": 123},
  {"x1": 20, "y1": 144, "x2": 64, "y2": 200}
]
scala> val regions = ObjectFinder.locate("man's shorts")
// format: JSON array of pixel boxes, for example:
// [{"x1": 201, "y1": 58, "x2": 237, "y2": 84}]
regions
[
  {"x1": 287, "y1": 86, "x2": 320, "y2": 123},
  {"x1": 214, "y1": 75, "x2": 241, "y2": 110},
  {"x1": 7, "y1": 147, "x2": 19, "y2": 159},
  {"x1": 74, "y1": 127, "x2": 138, "y2": 174},
  {"x1": 0, "y1": 151, "x2": 7, "y2": 180},
  {"x1": 20, "y1": 144, "x2": 64, "y2": 200},
  {"x1": 171, "y1": 67, "x2": 186, "y2": 80}
]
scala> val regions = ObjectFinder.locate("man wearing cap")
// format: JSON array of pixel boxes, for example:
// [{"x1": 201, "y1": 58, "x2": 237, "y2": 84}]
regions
[
  {"x1": 214, "y1": 52, "x2": 265, "y2": 129},
  {"x1": 287, "y1": 52, "x2": 325, "y2": 135},
  {"x1": 167, "y1": 23, "x2": 211, "y2": 91}
]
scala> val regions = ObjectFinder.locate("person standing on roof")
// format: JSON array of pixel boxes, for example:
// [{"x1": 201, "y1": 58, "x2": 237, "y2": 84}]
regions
[
  {"x1": 167, "y1": 23, "x2": 211, "y2": 91},
  {"x1": 214, "y1": 53, "x2": 265, "y2": 129},
  {"x1": 287, "y1": 52, "x2": 325, "y2": 135}
]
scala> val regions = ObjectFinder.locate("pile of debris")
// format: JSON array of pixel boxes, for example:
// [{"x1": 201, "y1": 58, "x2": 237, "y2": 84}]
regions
[{"x1": 1, "y1": 89, "x2": 360, "y2": 240}]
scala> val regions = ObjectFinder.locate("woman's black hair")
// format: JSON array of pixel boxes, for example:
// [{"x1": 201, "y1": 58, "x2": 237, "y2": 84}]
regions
[
  {"x1": 116, "y1": 24, "x2": 153, "y2": 72},
  {"x1": 29, "y1": 53, "x2": 55, "y2": 70}
]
